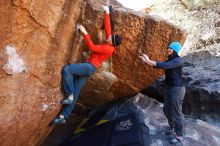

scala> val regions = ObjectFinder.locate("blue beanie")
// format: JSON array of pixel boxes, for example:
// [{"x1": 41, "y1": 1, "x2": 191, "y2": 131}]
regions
[{"x1": 169, "y1": 42, "x2": 182, "y2": 53}]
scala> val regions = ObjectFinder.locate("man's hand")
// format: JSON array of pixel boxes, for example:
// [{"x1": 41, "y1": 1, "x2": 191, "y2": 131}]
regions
[
  {"x1": 102, "y1": 6, "x2": 110, "y2": 14},
  {"x1": 139, "y1": 53, "x2": 149, "y2": 63},
  {"x1": 78, "y1": 24, "x2": 88, "y2": 34}
]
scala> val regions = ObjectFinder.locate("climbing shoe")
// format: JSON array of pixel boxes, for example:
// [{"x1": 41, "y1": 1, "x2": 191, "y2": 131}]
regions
[
  {"x1": 170, "y1": 134, "x2": 184, "y2": 145},
  {"x1": 60, "y1": 98, "x2": 75, "y2": 105},
  {"x1": 51, "y1": 116, "x2": 66, "y2": 125}
]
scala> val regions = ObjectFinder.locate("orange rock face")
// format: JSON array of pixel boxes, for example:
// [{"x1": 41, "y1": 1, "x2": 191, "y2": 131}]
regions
[{"x1": 0, "y1": 0, "x2": 186, "y2": 145}]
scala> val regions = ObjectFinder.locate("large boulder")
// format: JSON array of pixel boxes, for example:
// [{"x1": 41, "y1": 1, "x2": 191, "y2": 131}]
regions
[
  {"x1": 0, "y1": 0, "x2": 186, "y2": 145},
  {"x1": 182, "y1": 51, "x2": 220, "y2": 119},
  {"x1": 0, "y1": 0, "x2": 84, "y2": 146}
]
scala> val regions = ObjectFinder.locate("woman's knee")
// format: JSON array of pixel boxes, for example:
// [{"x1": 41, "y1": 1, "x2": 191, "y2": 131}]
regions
[{"x1": 87, "y1": 64, "x2": 96, "y2": 75}]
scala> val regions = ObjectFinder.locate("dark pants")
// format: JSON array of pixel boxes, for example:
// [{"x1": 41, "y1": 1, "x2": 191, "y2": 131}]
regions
[
  {"x1": 60, "y1": 63, "x2": 96, "y2": 118},
  {"x1": 163, "y1": 86, "x2": 185, "y2": 136}
]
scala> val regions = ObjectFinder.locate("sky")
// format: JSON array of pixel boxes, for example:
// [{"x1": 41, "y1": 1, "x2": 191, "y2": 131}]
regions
[{"x1": 117, "y1": 0, "x2": 156, "y2": 11}]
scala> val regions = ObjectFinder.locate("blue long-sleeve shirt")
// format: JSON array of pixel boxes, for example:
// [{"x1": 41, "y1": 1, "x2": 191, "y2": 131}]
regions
[{"x1": 156, "y1": 55, "x2": 184, "y2": 87}]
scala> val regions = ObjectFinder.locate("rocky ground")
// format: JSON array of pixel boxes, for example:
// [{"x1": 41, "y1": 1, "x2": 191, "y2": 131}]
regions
[{"x1": 134, "y1": 94, "x2": 220, "y2": 146}]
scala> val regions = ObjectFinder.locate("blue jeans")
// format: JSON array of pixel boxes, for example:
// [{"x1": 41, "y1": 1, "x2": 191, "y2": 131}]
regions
[
  {"x1": 163, "y1": 86, "x2": 185, "y2": 136},
  {"x1": 60, "y1": 63, "x2": 96, "y2": 118}
]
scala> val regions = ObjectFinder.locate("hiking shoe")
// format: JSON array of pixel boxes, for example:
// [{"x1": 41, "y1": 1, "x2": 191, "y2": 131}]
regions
[
  {"x1": 60, "y1": 98, "x2": 75, "y2": 105},
  {"x1": 51, "y1": 116, "x2": 66, "y2": 125},
  {"x1": 165, "y1": 127, "x2": 175, "y2": 135},
  {"x1": 170, "y1": 135, "x2": 184, "y2": 145}
]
